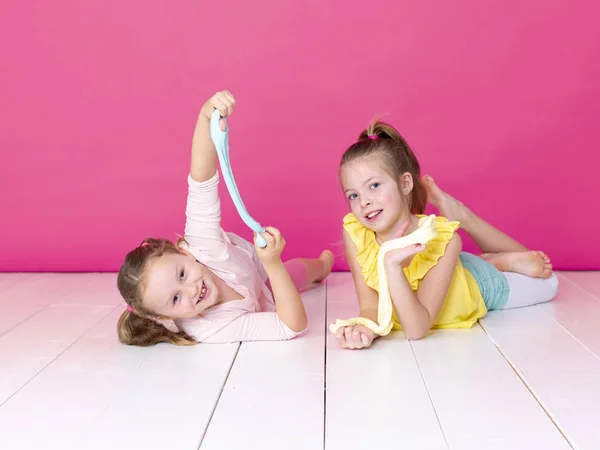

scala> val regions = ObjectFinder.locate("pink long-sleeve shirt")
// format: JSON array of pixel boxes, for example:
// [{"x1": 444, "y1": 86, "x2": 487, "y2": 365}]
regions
[{"x1": 173, "y1": 172, "x2": 305, "y2": 343}]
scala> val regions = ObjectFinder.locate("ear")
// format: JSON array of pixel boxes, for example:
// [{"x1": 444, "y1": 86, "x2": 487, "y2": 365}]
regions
[{"x1": 399, "y1": 172, "x2": 414, "y2": 195}]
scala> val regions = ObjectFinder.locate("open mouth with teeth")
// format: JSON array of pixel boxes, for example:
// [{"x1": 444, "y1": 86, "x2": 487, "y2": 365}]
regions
[
  {"x1": 196, "y1": 280, "x2": 208, "y2": 304},
  {"x1": 365, "y1": 209, "x2": 383, "y2": 221}
]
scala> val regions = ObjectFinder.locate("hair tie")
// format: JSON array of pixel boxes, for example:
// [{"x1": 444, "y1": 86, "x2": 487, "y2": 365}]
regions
[
  {"x1": 140, "y1": 242, "x2": 149, "y2": 247},
  {"x1": 126, "y1": 305, "x2": 134, "y2": 312},
  {"x1": 368, "y1": 135, "x2": 378, "y2": 140}
]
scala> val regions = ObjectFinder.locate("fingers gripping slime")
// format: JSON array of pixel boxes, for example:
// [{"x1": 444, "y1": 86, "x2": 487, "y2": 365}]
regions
[
  {"x1": 329, "y1": 215, "x2": 439, "y2": 336},
  {"x1": 209, "y1": 109, "x2": 267, "y2": 247}
]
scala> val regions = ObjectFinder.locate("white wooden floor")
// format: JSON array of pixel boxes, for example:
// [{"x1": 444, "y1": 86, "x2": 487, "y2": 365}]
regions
[{"x1": 1, "y1": 271, "x2": 599, "y2": 450}]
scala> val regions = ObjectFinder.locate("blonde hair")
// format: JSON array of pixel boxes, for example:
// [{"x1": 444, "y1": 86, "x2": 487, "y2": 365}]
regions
[
  {"x1": 116, "y1": 237, "x2": 197, "y2": 346},
  {"x1": 340, "y1": 119, "x2": 427, "y2": 214}
]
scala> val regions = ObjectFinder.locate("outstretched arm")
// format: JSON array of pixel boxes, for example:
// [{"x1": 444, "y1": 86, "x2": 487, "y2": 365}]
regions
[
  {"x1": 190, "y1": 91, "x2": 235, "y2": 182},
  {"x1": 184, "y1": 91, "x2": 235, "y2": 248}
]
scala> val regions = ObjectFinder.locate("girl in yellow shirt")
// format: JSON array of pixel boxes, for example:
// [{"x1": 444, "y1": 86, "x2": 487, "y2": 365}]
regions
[{"x1": 336, "y1": 119, "x2": 558, "y2": 349}]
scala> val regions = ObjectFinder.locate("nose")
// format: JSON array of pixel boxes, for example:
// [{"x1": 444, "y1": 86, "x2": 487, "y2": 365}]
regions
[
  {"x1": 183, "y1": 282, "x2": 198, "y2": 300},
  {"x1": 360, "y1": 197, "x2": 372, "y2": 209}
]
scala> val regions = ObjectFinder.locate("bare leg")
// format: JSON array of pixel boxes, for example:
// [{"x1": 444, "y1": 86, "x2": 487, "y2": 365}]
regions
[
  {"x1": 422, "y1": 176, "x2": 553, "y2": 279},
  {"x1": 422, "y1": 175, "x2": 528, "y2": 253},
  {"x1": 480, "y1": 251, "x2": 554, "y2": 279},
  {"x1": 285, "y1": 250, "x2": 334, "y2": 290},
  {"x1": 304, "y1": 250, "x2": 334, "y2": 283}
]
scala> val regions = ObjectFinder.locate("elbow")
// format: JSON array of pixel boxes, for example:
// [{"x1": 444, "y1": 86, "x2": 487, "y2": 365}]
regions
[
  {"x1": 402, "y1": 309, "x2": 434, "y2": 340},
  {"x1": 280, "y1": 309, "x2": 307, "y2": 333},
  {"x1": 288, "y1": 316, "x2": 308, "y2": 333},
  {"x1": 405, "y1": 330, "x2": 427, "y2": 340},
  {"x1": 283, "y1": 319, "x2": 307, "y2": 340},
  {"x1": 403, "y1": 322, "x2": 431, "y2": 341}
]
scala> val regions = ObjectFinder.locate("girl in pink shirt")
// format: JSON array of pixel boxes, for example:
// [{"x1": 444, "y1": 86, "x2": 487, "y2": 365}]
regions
[{"x1": 117, "y1": 90, "x2": 333, "y2": 346}]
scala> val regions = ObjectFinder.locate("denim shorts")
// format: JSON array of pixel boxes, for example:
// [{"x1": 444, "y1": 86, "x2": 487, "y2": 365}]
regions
[{"x1": 459, "y1": 252, "x2": 510, "y2": 310}]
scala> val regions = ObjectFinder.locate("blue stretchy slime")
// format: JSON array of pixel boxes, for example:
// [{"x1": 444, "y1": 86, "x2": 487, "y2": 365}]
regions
[{"x1": 209, "y1": 109, "x2": 267, "y2": 248}]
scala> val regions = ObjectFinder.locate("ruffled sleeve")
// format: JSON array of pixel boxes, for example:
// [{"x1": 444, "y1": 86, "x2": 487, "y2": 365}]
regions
[
  {"x1": 342, "y1": 213, "x2": 381, "y2": 292},
  {"x1": 403, "y1": 215, "x2": 460, "y2": 290},
  {"x1": 343, "y1": 213, "x2": 460, "y2": 293}
]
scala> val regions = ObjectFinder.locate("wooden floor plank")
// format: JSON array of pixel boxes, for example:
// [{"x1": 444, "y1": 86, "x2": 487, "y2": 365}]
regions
[
  {"x1": 200, "y1": 282, "x2": 327, "y2": 450},
  {"x1": 0, "y1": 307, "x2": 239, "y2": 450},
  {"x1": 325, "y1": 273, "x2": 448, "y2": 450},
  {"x1": 560, "y1": 272, "x2": 600, "y2": 301},
  {"x1": 0, "y1": 273, "x2": 38, "y2": 294},
  {"x1": 537, "y1": 273, "x2": 600, "y2": 359},
  {"x1": 411, "y1": 326, "x2": 570, "y2": 450},
  {"x1": 481, "y1": 302, "x2": 600, "y2": 449},
  {"x1": 0, "y1": 273, "x2": 118, "y2": 405},
  {"x1": 0, "y1": 272, "x2": 99, "y2": 336}
]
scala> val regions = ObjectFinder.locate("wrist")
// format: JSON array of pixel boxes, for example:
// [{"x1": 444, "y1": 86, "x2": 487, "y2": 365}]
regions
[
  {"x1": 263, "y1": 259, "x2": 285, "y2": 273},
  {"x1": 199, "y1": 102, "x2": 214, "y2": 121},
  {"x1": 359, "y1": 307, "x2": 378, "y2": 323},
  {"x1": 198, "y1": 110, "x2": 211, "y2": 122},
  {"x1": 384, "y1": 259, "x2": 402, "y2": 272}
]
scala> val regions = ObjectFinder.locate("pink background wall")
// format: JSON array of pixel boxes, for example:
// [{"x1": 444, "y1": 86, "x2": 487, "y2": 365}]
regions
[{"x1": 1, "y1": 0, "x2": 598, "y2": 272}]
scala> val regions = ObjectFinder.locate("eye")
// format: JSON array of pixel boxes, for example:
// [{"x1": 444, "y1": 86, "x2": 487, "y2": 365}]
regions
[
  {"x1": 370, "y1": 182, "x2": 380, "y2": 189},
  {"x1": 179, "y1": 269, "x2": 185, "y2": 280},
  {"x1": 173, "y1": 293, "x2": 180, "y2": 304},
  {"x1": 348, "y1": 193, "x2": 357, "y2": 200}
]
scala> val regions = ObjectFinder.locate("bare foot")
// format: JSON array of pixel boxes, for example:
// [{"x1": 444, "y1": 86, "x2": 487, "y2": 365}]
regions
[
  {"x1": 480, "y1": 251, "x2": 553, "y2": 279},
  {"x1": 422, "y1": 175, "x2": 472, "y2": 224},
  {"x1": 315, "y1": 250, "x2": 334, "y2": 282}
]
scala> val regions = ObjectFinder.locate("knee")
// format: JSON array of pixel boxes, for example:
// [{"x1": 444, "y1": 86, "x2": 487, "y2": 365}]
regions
[{"x1": 545, "y1": 273, "x2": 559, "y2": 302}]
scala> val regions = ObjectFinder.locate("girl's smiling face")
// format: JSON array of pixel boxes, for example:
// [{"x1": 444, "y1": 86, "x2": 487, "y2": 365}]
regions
[
  {"x1": 340, "y1": 156, "x2": 412, "y2": 236},
  {"x1": 141, "y1": 251, "x2": 222, "y2": 319}
]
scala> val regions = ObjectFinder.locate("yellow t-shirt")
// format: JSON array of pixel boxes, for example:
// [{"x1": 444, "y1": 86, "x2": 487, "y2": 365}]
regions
[{"x1": 343, "y1": 213, "x2": 487, "y2": 329}]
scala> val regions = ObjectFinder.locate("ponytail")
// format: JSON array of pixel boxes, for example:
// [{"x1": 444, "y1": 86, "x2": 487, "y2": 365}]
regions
[
  {"x1": 341, "y1": 118, "x2": 427, "y2": 214},
  {"x1": 117, "y1": 310, "x2": 197, "y2": 346}
]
